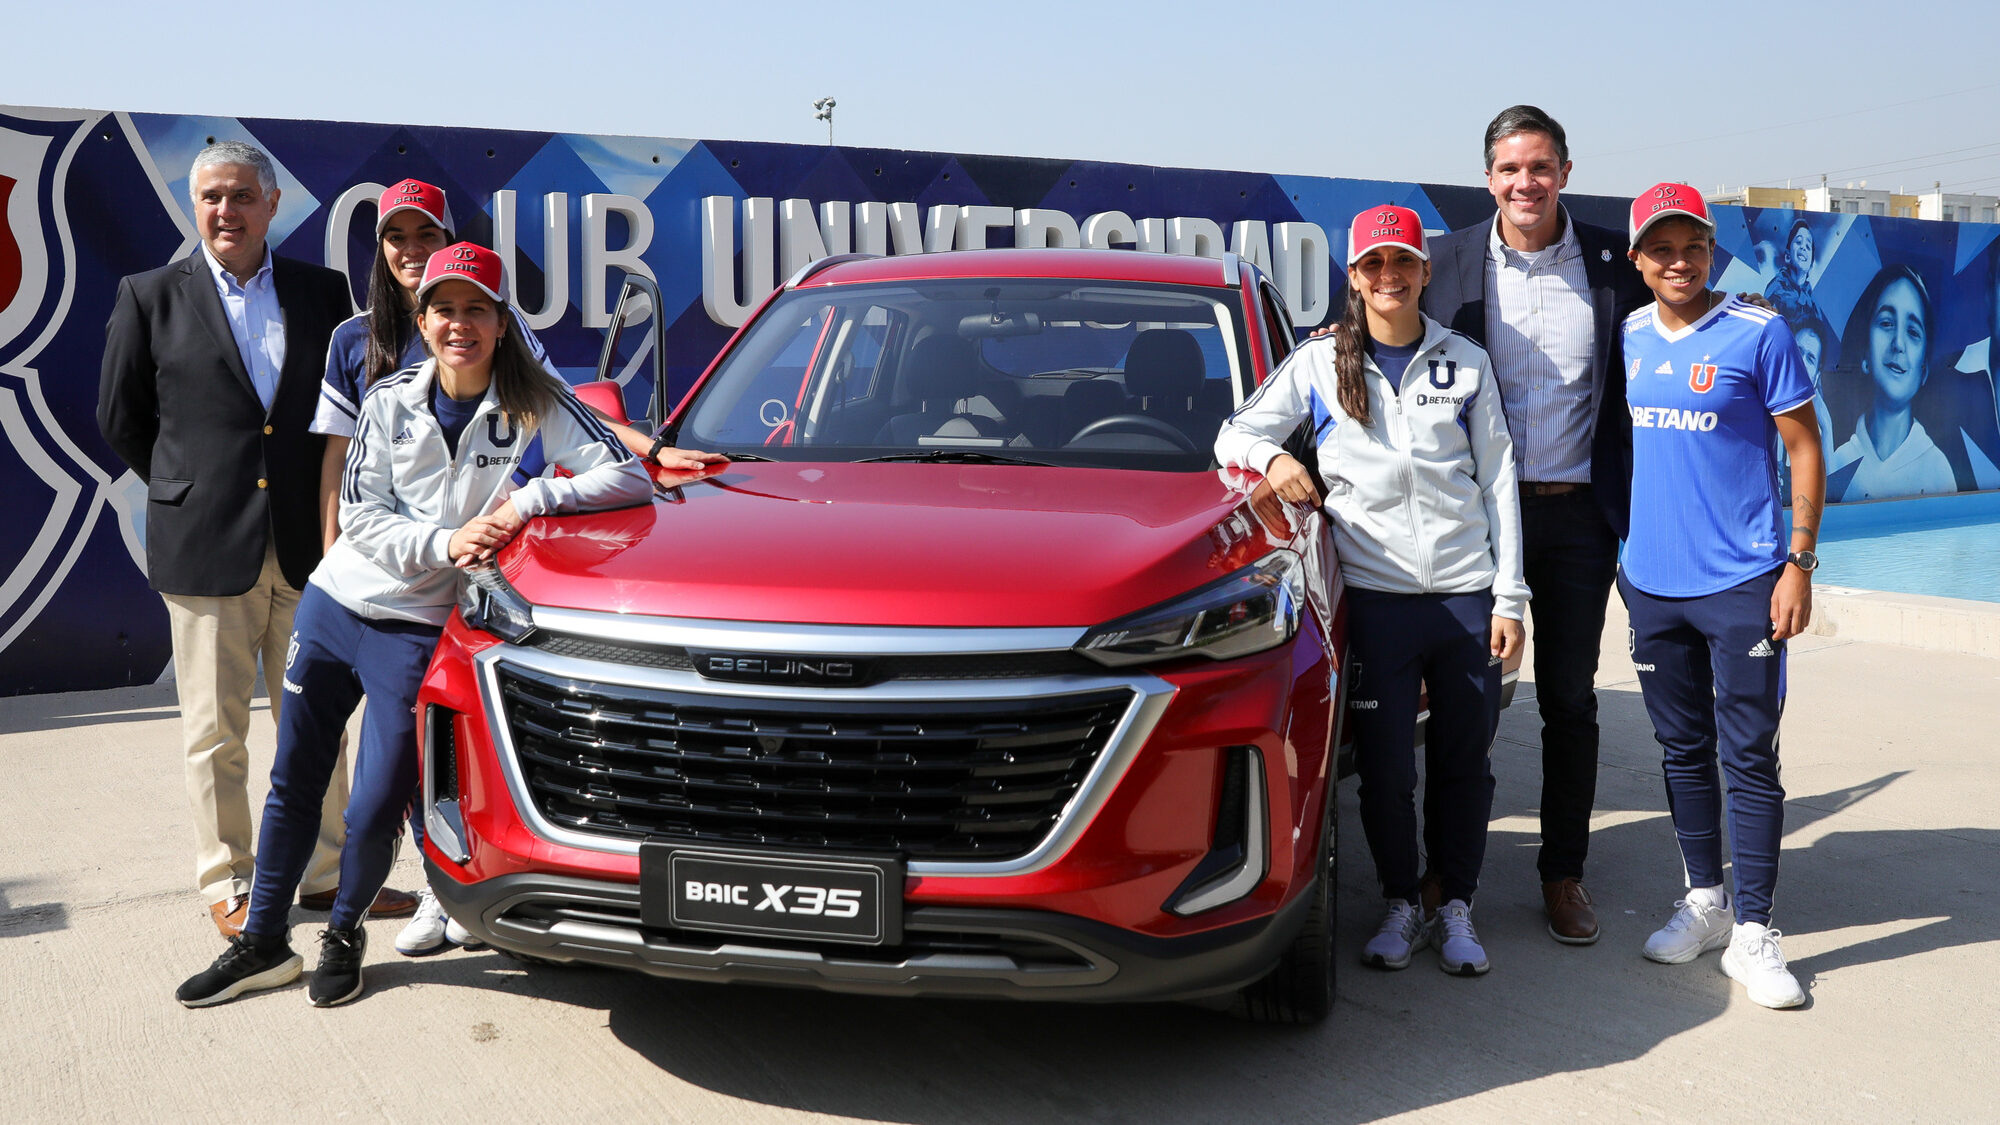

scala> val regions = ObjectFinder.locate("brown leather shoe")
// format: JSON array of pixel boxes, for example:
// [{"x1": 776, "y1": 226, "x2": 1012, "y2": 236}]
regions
[
  {"x1": 1543, "y1": 878, "x2": 1600, "y2": 945},
  {"x1": 296, "y1": 886, "x2": 421, "y2": 918},
  {"x1": 209, "y1": 894, "x2": 248, "y2": 938}
]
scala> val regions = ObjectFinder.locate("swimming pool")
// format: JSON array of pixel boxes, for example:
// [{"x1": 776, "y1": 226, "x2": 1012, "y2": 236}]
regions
[{"x1": 1813, "y1": 490, "x2": 2000, "y2": 604}]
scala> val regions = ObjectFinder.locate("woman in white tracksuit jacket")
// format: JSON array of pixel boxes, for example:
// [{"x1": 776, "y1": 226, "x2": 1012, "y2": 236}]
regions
[
  {"x1": 1215, "y1": 205, "x2": 1528, "y2": 977},
  {"x1": 176, "y1": 243, "x2": 654, "y2": 1010}
]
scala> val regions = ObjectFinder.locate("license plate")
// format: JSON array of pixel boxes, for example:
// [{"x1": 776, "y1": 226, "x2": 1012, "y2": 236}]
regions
[{"x1": 640, "y1": 845, "x2": 902, "y2": 946}]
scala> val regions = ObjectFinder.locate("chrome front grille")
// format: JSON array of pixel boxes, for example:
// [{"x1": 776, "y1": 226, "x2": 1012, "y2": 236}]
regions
[{"x1": 494, "y1": 662, "x2": 1134, "y2": 860}]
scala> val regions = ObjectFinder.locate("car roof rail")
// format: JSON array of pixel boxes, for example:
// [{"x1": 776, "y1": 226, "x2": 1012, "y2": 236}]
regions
[
  {"x1": 784, "y1": 252, "x2": 883, "y2": 290},
  {"x1": 1220, "y1": 251, "x2": 1241, "y2": 287}
]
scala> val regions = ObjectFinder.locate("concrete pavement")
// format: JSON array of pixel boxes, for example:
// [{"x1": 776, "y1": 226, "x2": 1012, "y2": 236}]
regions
[{"x1": 2, "y1": 593, "x2": 1995, "y2": 1124}]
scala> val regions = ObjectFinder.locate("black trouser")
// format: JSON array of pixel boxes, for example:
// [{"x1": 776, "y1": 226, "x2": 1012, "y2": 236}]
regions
[
  {"x1": 1518, "y1": 489, "x2": 1619, "y2": 883},
  {"x1": 1347, "y1": 589, "x2": 1501, "y2": 907}
]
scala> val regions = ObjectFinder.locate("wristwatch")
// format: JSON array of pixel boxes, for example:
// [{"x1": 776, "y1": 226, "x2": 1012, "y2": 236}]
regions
[
  {"x1": 646, "y1": 435, "x2": 671, "y2": 465},
  {"x1": 1787, "y1": 550, "x2": 1819, "y2": 573}
]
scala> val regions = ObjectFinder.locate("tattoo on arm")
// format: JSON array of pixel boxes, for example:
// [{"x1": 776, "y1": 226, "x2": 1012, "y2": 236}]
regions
[{"x1": 1791, "y1": 495, "x2": 1821, "y2": 535}]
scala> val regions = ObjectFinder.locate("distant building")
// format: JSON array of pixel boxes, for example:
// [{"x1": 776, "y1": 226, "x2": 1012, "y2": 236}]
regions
[
  {"x1": 1708, "y1": 186, "x2": 1807, "y2": 210},
  {"x1": 1708, "y1": 181, "x2": 1988, "y2": 222},
  {"x1": 1917, "y1": 188, "x2": 1999, "y2": 223}
]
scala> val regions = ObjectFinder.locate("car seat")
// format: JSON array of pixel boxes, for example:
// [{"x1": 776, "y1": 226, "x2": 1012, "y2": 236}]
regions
[
  {"x1": 1123, "y1": 328, "x2": 1222, "y2": 447},
  {"x1": 873, "y1": 336, "x2": 1011, "y2": 444}
]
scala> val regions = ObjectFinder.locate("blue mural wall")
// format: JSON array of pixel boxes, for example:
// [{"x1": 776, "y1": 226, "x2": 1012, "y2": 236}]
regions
[{"x1": 2, "y1": 105, "x2": 1995, "y2": 695}]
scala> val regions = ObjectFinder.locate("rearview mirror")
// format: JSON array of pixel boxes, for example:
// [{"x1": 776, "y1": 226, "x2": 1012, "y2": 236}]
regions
[{"x1": 958, "y1": 311, "x2": 1042, "y2": 339}]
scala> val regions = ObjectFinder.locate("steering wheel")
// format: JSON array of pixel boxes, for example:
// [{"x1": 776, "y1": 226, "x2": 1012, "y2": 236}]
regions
[{"x1": 1068, "y1": 413, "x2": 1199, "y2": 452}]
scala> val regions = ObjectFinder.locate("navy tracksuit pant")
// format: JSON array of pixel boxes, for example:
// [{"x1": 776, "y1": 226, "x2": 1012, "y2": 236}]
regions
[
  {"x1": 1619, "y1": 566, "x2": 1787, "y2": 926},
  {"x1": 244, "y1": 584, "x2": 441, "y2": 936},
  {"x1": 1346, "y1": 588, "x2": 1501, "y2": 907}
]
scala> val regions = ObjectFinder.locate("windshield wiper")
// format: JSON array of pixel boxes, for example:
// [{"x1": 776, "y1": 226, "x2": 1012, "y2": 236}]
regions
[
  {"x1": 710, "y1": 451, "x2": 775, "y2": 461},
  {"x1": 854, "y1": 449, "x2": 1055, "y2": 467}
]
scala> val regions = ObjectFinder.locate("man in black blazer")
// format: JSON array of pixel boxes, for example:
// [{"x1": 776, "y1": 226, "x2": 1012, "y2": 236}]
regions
[
  {"x1": 1421, "y1": 107, "x2": 1651, "y2": 946},
  {"x1": 97, "y1": 141, "x2": 407, "y2": 937}
]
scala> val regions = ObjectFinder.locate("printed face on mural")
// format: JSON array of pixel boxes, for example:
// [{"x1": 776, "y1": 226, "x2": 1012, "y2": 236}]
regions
[
  {"x1": 1788, "y1": 224, "x2": 1814, "y2": 277},
  {"x1": 1794, "y1": 324, "x2": 1823, "y2": 383},
  {"x1": 1865, "y1": 276, "x2": 1929, "y2": 410}
]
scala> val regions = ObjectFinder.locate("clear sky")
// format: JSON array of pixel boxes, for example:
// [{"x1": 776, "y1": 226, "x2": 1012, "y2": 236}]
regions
[{"x1": 9, "y1": 0, "x2": 1999, "y2": 202}]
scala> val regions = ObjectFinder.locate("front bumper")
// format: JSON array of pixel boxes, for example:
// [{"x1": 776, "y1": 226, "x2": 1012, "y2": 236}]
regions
[{"x1": 426, "y1": 859, "x2": 1318, "y2": 1003}]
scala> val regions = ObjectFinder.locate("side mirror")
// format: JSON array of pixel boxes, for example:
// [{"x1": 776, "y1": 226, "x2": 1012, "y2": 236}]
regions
[
  {"x1": 594, "y1": 272, "x2": 668, "y2": 431},
  {"x1": 572, "y1": 380, "x2": 630, "y2": 426}
]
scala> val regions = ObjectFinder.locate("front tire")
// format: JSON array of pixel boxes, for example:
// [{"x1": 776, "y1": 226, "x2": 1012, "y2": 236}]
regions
[{"x1": 1232, "y1": 785, "x2": 1337, "y2": 1024}]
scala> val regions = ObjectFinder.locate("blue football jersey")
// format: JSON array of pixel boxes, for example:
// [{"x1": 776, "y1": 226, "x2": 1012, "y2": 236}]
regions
[{"x1": 1620, "y1": 295, "x2": 1815, "y2": 597}]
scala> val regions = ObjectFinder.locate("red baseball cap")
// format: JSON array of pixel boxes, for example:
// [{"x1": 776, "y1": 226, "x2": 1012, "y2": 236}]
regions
[
  {"x1": 1629, "y1": 183, "x2": 1714, "y2": 246},
  {"x1": 417, "y1": 242, "x2": 506, "y2": 303},
  {"x1": 376, "y1": 179, "x2": 450, "y2": 237},
  {"x1": 1348, "y1": 205, "x2": 1428, "y2": 265}
]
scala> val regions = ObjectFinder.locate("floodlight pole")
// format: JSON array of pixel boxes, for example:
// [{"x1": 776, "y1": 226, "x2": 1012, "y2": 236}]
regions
[{"x1": 812, "y1": 97, "x2": 836, "y2": 145}]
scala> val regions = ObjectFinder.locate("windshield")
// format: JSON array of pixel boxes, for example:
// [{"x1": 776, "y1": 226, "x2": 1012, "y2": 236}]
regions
[{"x1": 677, "y1": 277, "x2": 1248, "y2": 470}]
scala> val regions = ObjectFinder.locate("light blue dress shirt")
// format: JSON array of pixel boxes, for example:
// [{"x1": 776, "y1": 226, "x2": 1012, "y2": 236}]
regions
[
  {"x1": 202, "y1": 245, "x2": 287, "y2": 411},
  {"x1": 1482, "y1": 209, "x2": 1596, "y2": 483}
]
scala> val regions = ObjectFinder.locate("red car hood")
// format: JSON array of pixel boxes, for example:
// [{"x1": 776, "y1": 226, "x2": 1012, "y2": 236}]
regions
[{"x1": 498, "y1": 462, "x2": 1266, "y2": 628}]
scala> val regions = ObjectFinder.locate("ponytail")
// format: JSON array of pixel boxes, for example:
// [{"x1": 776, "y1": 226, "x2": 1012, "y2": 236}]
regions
[{"x1": 1331, "y1": 285, "x2": 1374, "y2": 427}]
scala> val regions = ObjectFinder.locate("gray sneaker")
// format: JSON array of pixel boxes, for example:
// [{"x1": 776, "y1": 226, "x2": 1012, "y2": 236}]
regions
[
  {"x1": 1433, "y1": 900, "x2": 1490, "y2": 976},
  {"x1": 1643, "y1": 895, "x2": 1734, "y2": 964},
  {"x1": 1361, "y1": 900, "x2": 1427, "y2": 970}
]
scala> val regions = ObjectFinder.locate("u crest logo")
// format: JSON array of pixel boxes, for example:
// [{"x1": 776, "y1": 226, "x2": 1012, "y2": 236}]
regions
[
  {"x1": 486, "y1": 414, "x2": 518, "y2": 448},
  {"x1": 1428, "y1": 359, "x2": 1458, "y2": 390},
  {"x1": 1688, "y1": 363, "x2": 1717, "y2": 393}
]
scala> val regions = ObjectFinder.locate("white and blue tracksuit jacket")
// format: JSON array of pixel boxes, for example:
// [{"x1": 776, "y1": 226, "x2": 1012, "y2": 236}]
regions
[
  {"x1": 1214, "y1": 316, "x2": 1530, "y2": 621},
  {"x1": 315, "y1": 358, "x2": 654, "y2": 625}
]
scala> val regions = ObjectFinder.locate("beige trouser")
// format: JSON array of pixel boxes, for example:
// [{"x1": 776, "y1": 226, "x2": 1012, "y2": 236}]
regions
[{"x1": 163, "y1": 543, "x2": 349, "y2": 903}]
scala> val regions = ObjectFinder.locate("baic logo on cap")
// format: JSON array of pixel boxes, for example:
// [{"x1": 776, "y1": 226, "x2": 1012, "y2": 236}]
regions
[
  {"x1": 375, "y1": 178, "x2": 450, "y2": 238},
  {"x1": 1629, "y1": 182, "x2": 1714, "y2": 247},
  {"x1": 418, "y1": 241, "x2": 506, "y2": 302},
  {"x1": 1347, "y1": 203, "x2": 1429, "y2": 266}
]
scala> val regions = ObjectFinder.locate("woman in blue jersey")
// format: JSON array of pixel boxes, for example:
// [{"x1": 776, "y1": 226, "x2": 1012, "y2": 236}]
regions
[
  {"x1": 175, "y1": 244, "x2": 654, "y2": 1008},
  {"x1": 1618, "y1": 184, "x2": 1825, "y2": 1010},
  {"x1": 1216, "y1": 205, "x2": 1527, "y2": 977},
  {"x1": 312, "y1": 180, "x2": 718, "y2": 954}
]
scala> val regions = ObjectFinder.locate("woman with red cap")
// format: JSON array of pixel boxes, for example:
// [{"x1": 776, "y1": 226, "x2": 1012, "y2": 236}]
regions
[
  {"x1": 311, "y1": 180, "x2": 720, "y2": 955},
  {"x1": 312, "y1": 179, "x2": 718, "y2": 544},
  {"x1": 1216, "y1": 205, "x2": 1527, "y2": 976},
  {"x1": 1617, "y1": 183, "x2": 1823, "y2": 1009},
  {"x1": 175, "y1": 243, "x2": 655, "y2": 1009}
]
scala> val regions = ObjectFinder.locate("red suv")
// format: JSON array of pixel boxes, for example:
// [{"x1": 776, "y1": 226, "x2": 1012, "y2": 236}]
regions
[{"x1": 417, "y1": 249, "x2": 1357, "y2": 1021}]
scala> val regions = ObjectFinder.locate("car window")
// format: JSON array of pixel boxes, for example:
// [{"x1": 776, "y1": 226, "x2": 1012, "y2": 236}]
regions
[{"x1": 679, "y1": 277, "x2": 1250, "y2": 471}]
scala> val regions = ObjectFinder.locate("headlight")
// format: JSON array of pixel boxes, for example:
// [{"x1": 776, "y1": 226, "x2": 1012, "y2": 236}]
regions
[
  {"x1": 457, "y1": 565, "x2": 538, "y2": 643},
  {"x1": 1076, "y1": 551, "x2": 1305, "y2": 667}
]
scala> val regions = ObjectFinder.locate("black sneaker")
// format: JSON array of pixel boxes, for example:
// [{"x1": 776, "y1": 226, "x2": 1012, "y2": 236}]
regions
[
  {"x1": 176, "y1": 932, "x2": 302, "y2": 1008},
  {"x1": 308, "y1": 926, "x2": 367, "y2": 1007}
]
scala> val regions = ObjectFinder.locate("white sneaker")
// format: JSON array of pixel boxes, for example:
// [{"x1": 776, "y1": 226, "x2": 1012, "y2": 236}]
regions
[
  {"x1": 445, "y1": 915, "x2": 487, "y2": 950},
  {"x1": 1721, "y1": 922, "x2": 1805, "y2": 1009},
  {"x1": 1433, "y1": 900, "x2": 1489, "y2": 976},
  {"x1": 394, "y1": 888, "x2": 449, "y2": 956},
  {"x1": 1643, "y1": 894, "x2": 1735, "y2": 964},
  {"x1": 1361, "y1": 900, "x2": 1427, "y2": 970}
]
